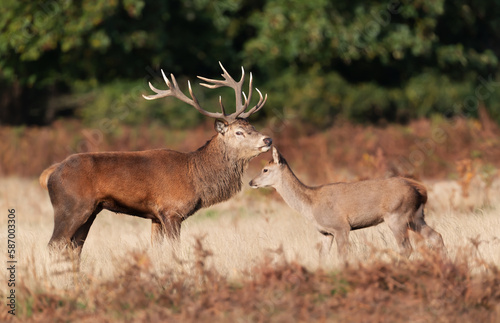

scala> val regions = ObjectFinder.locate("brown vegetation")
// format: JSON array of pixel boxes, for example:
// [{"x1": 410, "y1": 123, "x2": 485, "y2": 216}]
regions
[
  {"x1": 1, "y1": 244, "x2": 499, "y2": 322},
  {"x1": 273, "y1": 117, "x2": 500, "y2": 183},
  {"x1": 2, "y1": 117, "x2": 500, "y2": 182}
]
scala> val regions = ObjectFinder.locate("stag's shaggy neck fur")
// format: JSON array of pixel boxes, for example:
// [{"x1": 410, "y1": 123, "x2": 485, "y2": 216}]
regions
[{"x1": 190, "y1": 135, "x2": 247, "y2": 208}]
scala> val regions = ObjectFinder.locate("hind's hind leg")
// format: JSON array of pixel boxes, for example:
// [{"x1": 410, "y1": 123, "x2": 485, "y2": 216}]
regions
[
  {"x1": 420, "y1": 225, "x2": 445, "y2": 249},
  {"x1": 410, "y1": 205, "x2": 445, "y2": 252},
  {"x1": 385, "y1": 212, "x2": 413, "y2": 257}
]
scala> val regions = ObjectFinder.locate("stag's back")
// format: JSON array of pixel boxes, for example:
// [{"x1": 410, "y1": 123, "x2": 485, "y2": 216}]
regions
[{"x1": 47, "y1": 149, "x2": 196, "y2": 213}]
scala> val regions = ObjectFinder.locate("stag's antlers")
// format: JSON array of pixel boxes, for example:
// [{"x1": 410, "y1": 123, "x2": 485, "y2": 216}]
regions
[{"x1": 143, "y1": 62, "x2": 267, "y2": 123}]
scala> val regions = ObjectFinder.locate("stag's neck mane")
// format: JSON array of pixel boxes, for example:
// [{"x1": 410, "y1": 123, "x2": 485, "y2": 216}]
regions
[{"x1": 190, "y1": 135, "x2": 247, "y2": 208}]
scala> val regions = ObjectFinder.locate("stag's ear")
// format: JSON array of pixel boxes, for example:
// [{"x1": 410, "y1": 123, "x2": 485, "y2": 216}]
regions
[{"x1": 214, "y1": 119, "x2": 229, "y2": 134}]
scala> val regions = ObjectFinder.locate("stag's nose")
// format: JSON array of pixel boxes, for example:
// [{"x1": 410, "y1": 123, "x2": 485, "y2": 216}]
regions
[{"x1": 263, "y1": 137, "x2": 272, "y2": 147}]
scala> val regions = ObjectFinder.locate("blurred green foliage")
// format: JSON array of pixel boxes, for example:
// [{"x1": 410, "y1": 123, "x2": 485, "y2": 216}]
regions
[
  {"x1": 75, "y1": 80, "x2": 208, "y2": 131},
  {"x1": 1, "y1": 0, "x2": 500, "y2": 127}
]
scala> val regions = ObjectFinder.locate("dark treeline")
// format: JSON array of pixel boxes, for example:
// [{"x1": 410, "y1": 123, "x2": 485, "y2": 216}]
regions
[{"x1": 1, "y1": 0, "x2": 500, "y2": 128}]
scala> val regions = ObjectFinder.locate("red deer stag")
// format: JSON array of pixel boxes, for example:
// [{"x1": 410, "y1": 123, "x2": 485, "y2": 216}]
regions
[
  {"x1": 40, "y1": 62, "x2": 272, "y2": 256},
  {"x1": 249, "y1": 147, "x2": 445, "y2": 260}
]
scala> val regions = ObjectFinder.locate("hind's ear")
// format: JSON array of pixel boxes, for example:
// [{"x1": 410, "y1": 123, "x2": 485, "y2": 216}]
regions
[
  {"x1": 272, "y1": 147, "x2": 287, "y2": 165},
  {"x1": 272, "y1": 147, "x2": 280, "y2": 164},
  {"x1": 214, "y1": 119, "x2": 228, "y2": 134}
]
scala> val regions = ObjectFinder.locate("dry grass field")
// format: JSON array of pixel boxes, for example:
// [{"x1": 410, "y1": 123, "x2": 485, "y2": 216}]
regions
[{"x1": 1, "y1": 172, "x2": 500, "y2": 322}]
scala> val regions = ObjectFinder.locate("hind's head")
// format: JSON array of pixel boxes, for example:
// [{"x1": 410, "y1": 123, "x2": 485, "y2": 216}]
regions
[{"x1": 249, "y1": 147, "x2": 287, "y2": 188}]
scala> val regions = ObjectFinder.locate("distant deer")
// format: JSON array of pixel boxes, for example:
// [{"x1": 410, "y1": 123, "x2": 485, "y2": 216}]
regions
[
  {"x1": 40, "y1": 62, "x2": 272, "y2": 256},
  {"x1": 249, "y1": 147, "x2": 445, "y2": 259}
]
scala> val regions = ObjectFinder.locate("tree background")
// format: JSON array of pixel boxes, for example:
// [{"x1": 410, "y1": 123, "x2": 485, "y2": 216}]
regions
[{"x1": 1, "y1": 0, "x2": 500, "y2": 128}]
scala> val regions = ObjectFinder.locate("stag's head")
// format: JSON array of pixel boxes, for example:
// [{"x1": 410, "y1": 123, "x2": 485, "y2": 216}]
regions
[
  {"x1": 143, "y1": 62, "x2": 272, "y2": 159},
  {"x1": 214, "y1": 118, "x2": 272, "y2": 159}
]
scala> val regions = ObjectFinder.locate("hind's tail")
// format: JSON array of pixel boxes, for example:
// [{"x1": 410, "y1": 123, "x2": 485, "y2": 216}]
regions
[
  {"x1": 403, "y1": 177, "x2": 428, "y2": 205},
  {"x1": 39, "y1": 164, "x2": 59, "y2": 190}
]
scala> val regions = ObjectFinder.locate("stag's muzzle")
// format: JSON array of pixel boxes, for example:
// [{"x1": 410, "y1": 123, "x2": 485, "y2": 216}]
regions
[{"x1": 260, "y1": 137, "x2": 272, "y2": 152}]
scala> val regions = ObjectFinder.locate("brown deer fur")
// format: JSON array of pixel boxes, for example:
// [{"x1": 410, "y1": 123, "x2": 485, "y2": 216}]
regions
[
  {"x1": 42, "y1": 64, "x2": 272, "y2": 256},
  {"x1": 41, "y1": 120, "x2": 271, "y2": 256}
]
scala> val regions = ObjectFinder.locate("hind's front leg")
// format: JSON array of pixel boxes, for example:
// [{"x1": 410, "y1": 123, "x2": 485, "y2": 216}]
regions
[
  {"x1": 319, "y1": 232, "x2": 334, "y2": 263},
  {"x1": 333, "y1": 229, "x2": 350, "y2": 260}
]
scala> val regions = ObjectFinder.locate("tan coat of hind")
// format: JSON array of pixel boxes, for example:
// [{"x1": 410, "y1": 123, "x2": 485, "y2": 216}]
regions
[{"x1": 249, "y1": 147, "x2": 445, "y2": 259}]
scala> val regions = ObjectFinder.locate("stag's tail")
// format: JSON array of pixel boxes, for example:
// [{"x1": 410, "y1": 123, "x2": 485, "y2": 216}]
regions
[
  {"x1": 39, "y1": 164, "x2": 59, "y2": 190},
  {"x1": 402, "y1": 177, "x2": 428, "y2": 205}
]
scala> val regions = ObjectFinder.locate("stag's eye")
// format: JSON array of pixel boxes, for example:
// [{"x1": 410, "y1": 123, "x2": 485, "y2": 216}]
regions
[{"x1": 235, "y1": 131, "x2": 244, "y2": 136}]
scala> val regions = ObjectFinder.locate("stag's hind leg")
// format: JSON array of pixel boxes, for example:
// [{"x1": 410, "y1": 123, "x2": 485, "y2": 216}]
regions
[
  {"x1": 70, "y1": 206, "x2": 102, "y2": 256},
  {"x1": 48, "y1": 198, "x2": 99, "y2": 257}
]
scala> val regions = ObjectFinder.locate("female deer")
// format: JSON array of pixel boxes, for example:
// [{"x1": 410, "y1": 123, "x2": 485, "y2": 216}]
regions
[{"x1": 249, "y1": 147, "x2": 445, "y2": 259}]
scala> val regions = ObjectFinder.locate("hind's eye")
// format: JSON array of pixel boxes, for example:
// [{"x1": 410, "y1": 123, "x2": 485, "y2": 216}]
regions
[{"x1": 263, "y1": 169, "x2": 268, "y2": 173}]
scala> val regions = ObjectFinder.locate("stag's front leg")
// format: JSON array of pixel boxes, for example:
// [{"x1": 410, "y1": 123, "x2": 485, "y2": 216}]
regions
[
  {"x1": 164, "y1": 216, "x2": 182, "y2": 241},
  {"x1": 151, "y1": 212, "x2": 183, "y2": 250},
  {"x1": 151, "y1": 220, "x2": 164, "y2": 245}
]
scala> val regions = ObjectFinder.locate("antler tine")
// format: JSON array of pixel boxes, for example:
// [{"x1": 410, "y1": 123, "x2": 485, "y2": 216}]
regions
[
  {"x1": 142, "y1": 69, "x2": 225, "y2": 119},
  {"x1": 242, "y1": 72, "x2": 254, "y2": 112},
  {"x1": 198, "y1": 63, "x2": 243, "y2": 88},
  {"x1": 142, "y1": 82, "x2": 167, "y2": 100},
  {"x1": 197, "y1": 63, "x2": 251, "y2": 121},
  {"x1": 186, "y1": 80, "x2": 225, "y2": 119},
  {"x1": 169, "y1": 72, "x2": 194, "y2": 106},
  {"x1": 162, "y1": 69, "x2": 172, "y2": 88},
  {"x1": 143, "y1": 63, "x2": 267, "y2": 122},
  {"x1": 218, "y1": 96, "x2": 227, "y2": 116},
  {"x1": 239, "y1": 88, "x2": 268, "y2": 119},
  {"x1": 232, "y1": 65, "x2": 248, "y2": 117}
]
